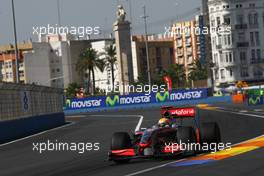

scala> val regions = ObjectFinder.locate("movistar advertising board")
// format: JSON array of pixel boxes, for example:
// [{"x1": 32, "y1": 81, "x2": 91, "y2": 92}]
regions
[
  {"x1": 248, "y1": 95, "x2": 264, "y2": 106},
  {"x1": 65, "y1": 88, "x2": 208, "y2": 110},
  {"x1": 66, "y1": 96, "x2": 105, "y2": 110}
]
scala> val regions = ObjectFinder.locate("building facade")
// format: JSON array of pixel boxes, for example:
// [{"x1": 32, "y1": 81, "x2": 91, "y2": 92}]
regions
[
  {"x1": 0, "y1": 42, "x2": 33, "y2": 83},
  {"x1": 208, "y1": 0, "x2": 264, "y2": 88},
  {"x1": 131, "y1": 35, "x2": 174, "y2": 81},
  {"x1": 172, "y1": 20, "x2": 200, "y2": 76}
]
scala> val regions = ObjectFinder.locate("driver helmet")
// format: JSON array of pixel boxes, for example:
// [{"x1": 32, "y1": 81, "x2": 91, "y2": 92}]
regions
[
  {"x1": 163, "y1": 111, "x2": 171, "y2": 119},
  {"x1": 158, "y1": 118, "x2": 171, "y2": 128}
]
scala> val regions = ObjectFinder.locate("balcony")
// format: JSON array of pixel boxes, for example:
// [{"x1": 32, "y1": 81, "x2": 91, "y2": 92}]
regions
[
  {"x1": 177, "y1": 43, "x2": 183, "y2": 48},
  {"x1": 223, "y1": 62, "x2": 236, "y2": 67},
  {"x1": 216, "y1": 45, "x2": 222, "y2": 49},
  {"x1": 237, "y1": 42, "x2": 249, "y2": 48},
  {"x1": 177, "y1": 52, "x2": 183, "y2": 57},
  {"x1": 249, "y1": 23, "x2": 259, "y2": 29},
  {"x1": 185, "y1": 42, "x2": 191, "y2": 47},
  {"x1": 235, "y1": 24, "x2": 248, "y2": 30},
  {"x1": 251, "y1": 59, "x2": 264, "y2": 64},
  {"x1": 187, "y1": 51, "x2": 192, "y2": 56}
]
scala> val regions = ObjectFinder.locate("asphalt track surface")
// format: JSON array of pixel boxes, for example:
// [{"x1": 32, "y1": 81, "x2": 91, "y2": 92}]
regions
[{"x1": 0, "y1": 104, "x2": 264, "y2": 176}]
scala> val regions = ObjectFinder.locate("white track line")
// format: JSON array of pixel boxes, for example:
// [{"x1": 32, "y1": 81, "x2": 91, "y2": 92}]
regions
[
  {"x1": 89, "y1": 115, "x2": 144, "y2": 132},
  {"x1": 124, "y1": 110, "x2": 264, "y2": 176},
  {"x1": 0, "y1": 122, "x2": 75, "y2": 147},
  {"x1": 124, "y1": 159, "x2": 186, "y2": 176}
]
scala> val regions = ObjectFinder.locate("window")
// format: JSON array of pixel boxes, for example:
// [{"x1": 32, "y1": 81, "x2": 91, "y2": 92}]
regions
[
  {"x1": 238, "y1": 32, "x2": 245, "y2": 41},
  {"x1": 237, "y1": 14, "x2": 244, "y2": 24},
  {"x1": 224, "y1": 35, "x2": 228, "y2": 45},
  {"x1": 263, "y1": 12, "x2": 264, "y2": 25},
  {"x1": 225, "y1": 52, "x2": 233, "y2": 63},
  {"x1": 249, "y1": 3, "x2": 255, "y2": 8},
  {"x1": 220, "y1": 53, "x2": 224, "y2": 63},
  {"x1": 218, "y1": 36, "x2": 222, "y2": 45},
  {"x1": 236, "y1": 4, "x2": 243, "y2": 8},
  {"x1": 240, "y1": 51, "x2": 247, "y2": 64},
  {"x1": 214, "y1": 53, "x2": 218, "y2": 64},
  {"x1": 241, "y1": 68, "x2": 249, "y2": 77},
  {"x1": 250, "y1": 32, "x2": 255, "y2": 46},
  {"x1": 251, "y1": 49, "x2": 256, "y2": 62},
  {"x1": 215, "y1": 70, "x2": 219, "y2": 79},
  {"x1": 216, "y1": 17, "x2": 221, "y2": 26},
  {"x1": 257, "y1": 49, "x2": 261, "y2": 60},
  {"x1": 253, "y1": 67, "x2": 263, "y2": 76},
  {"x1": 229, "y1": 69, "x2": 233, "y2": 77},
  {"x1": 229, "y1": 52, "x2": 233, "y2": 62},
  {"x1": 249, "y1": 14, "x2": 253, "y2": 25},
  {"x1": 255, "y1": 32, "x2": 260, "y2": 46},
  {"x1": 211, "y1": 19, "x2": 216, "y2": 27},
  {"x1": 254, "y1": 13, "x2": 259, "y2": 25},
  {"x1": 224, "y1": 16, "x2": 231, "y2": 25},
  {"x1": 220, "y1": 69, "x2": 225, "y2": 79},
  {"x1": 249, "y1": 13, "x2": 259, "y2": 26},
  {"x1": 227, "y1": 34, "x2": 231, "y2": 45}
]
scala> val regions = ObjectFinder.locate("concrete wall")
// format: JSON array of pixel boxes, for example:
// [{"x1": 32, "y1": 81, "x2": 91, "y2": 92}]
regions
[
  {"x1": 0, "y1": 83, "x2": 63, "y2": 121},
  {"x1": 0, "y1": 82, "x2": 65, "y2": 143}
]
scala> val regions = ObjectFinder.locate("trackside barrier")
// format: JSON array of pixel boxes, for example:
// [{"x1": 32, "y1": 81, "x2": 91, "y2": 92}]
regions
[
  {"x1": 232, "y1": 94, "x2": 245, "y2": 104},
  {"x1": 64, "y1": 92, "x2": 231, "y2": 115},
  {"x1": 0, "y1": 112, "x2": 65, "y2": 143},
  {"x1": 0, "y1": 82, "x2": 65, "y2": 144},
  {"x1": 247, "y1": 89, "x2": 264, "y2": 106},
  {"x1": 65, "y1": 88, "x2": 208, "y2": 111},
  {"x1": 0, "y1": 82, "x2": 64, "y2": 121}
]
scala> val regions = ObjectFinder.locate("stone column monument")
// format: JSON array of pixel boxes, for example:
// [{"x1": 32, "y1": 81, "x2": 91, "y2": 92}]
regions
[{"x1": 113, "y1": 5, "x2": 134, "y2": 94}]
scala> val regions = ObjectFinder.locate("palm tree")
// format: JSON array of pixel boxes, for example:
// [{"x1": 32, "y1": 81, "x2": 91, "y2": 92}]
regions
[
  {"x1": 76, "y1": 47, "x2": 105, "y2": 95},
  {"x1": 188, "y1": 60, "x2": 207, "y2": 81},
  {"x1": 65, "y1": 82, "x2": 81, "y2": 99},
  {"x1": 163, "y1": 64, "x2": 186, "y2": 88},
  {"x1": 104, "y1": 44, "x2": 117, "y2": 91}
]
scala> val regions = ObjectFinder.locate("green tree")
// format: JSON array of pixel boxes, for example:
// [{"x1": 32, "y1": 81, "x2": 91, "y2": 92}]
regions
[
  {"x1": 76, "y1": 47, "x2": 105, "y2": 95},
  {"x1": 104, "y1": 44, "x2": 117, "y2": 90},
  {"x1": 188, "y1": 60, "x2": 207, "y2": 81},
  {"x1": 166, "y1": 64, "x2": 186, "y2": 88},
  {"x1": 66, "y1": 82, "x2": 81, "y2": 98}
]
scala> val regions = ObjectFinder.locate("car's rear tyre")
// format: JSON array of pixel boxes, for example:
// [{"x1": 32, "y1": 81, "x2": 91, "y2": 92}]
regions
[
  {"x1": 200, "y1": 122, "x2": 221, "y2": 152},
  {"x1": 111, "y1": 132, "x2": 132, "y2": 164},
  {"x1": 177, "y1": 126, "x2": 196, "y2": 156}
]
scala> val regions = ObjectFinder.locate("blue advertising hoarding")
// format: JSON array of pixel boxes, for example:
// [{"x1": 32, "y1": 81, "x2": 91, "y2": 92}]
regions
[{"x1": 65, "y1": 88, "x2": 208, "y2": 110}]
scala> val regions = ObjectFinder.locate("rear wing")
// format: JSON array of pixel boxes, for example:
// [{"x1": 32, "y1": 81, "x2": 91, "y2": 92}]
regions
[{"x1": 161, "y1": 107, "x2": 196, "y2": 118}]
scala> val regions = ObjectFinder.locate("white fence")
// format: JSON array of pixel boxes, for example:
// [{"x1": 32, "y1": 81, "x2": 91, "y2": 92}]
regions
[{"x1": 0, "y1": 83, "x2": 64, "y2": 121}]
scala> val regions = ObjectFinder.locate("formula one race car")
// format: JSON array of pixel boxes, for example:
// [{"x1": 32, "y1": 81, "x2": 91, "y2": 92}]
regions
[{"x1": 108, "y1": 106, "x2": 221, "y2": 164}]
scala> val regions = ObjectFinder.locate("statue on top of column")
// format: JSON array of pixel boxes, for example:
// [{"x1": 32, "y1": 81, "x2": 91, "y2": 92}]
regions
[{"x1": 117, "y1": 5, "x2": 126, "y2": 22}]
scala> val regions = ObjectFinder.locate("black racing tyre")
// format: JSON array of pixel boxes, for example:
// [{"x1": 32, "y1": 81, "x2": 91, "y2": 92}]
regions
[
  {"x1": 111, "y1": 132, "x2": 132, "y2": 164},
  {"x1": 200, "y1": 122, "x2": 221, "y2": 145},
  {"x1": 177, "y1": 126, "x2": 196, "y2": 155},
  {"x1": 177, "y1": 126, "x2": 196, "y2": 144}
]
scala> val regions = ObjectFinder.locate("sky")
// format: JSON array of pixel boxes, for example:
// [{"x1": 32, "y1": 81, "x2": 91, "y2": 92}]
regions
[{"x1": 0, "y1": 0, "x2": 201, "y2": 45}]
